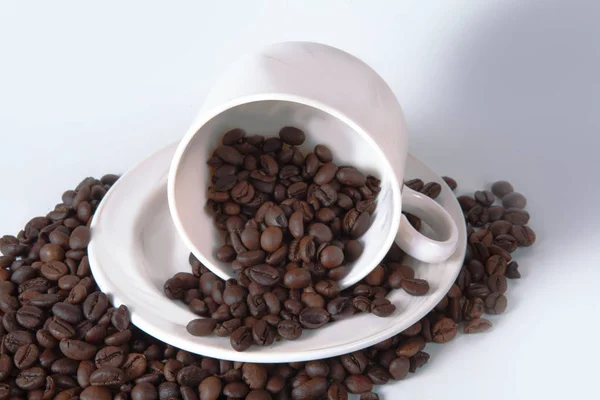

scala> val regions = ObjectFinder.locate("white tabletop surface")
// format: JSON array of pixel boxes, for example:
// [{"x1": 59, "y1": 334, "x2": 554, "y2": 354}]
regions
[{"x1": 1, "y1": 1, "x2": 598, "y2": 398}]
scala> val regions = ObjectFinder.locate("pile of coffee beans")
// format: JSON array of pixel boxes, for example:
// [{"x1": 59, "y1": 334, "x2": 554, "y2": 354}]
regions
[
  {"x1": 207, "y1": 127, "x2": 381, "y2": 284},
  {"x1": 0, "y1": 170, "x2": 534, "y2": 399},
  {"x1": 165, "y1": 128, "x2": 439, "y2": 351}
]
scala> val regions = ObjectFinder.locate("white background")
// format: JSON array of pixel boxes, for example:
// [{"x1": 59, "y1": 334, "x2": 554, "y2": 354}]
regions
[{"x1": 1, "y1": 0, "x2": 599, "y2": 398}]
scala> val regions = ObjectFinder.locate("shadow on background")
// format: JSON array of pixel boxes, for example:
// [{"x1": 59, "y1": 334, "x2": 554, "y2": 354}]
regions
[
  {"x1": 405, "y1": 0, "x2": 599, "y2": 367},
  {"x1": 409, "y1": 0, "x2": 599, "y2": 252}
]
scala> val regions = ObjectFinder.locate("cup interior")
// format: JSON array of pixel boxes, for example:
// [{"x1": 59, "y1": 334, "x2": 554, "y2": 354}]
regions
[{"x1": 169, "y1": 99, "x2": 401, "y2": 288}]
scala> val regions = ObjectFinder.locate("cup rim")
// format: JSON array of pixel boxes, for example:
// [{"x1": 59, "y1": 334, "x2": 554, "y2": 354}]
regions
[{"x1": 167, "y1": 92, "x2": 402, "y2": 287}]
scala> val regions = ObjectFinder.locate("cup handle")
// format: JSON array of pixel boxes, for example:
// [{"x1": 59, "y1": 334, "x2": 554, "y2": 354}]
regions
[{"x1": 395, "y1": 186, "x2": 459, "y2": 263}]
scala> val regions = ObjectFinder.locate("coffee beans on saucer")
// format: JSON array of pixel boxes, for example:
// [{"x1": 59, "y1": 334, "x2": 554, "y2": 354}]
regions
[{"x1": 0, "y1": 162, "x2": 534, "y2": 399}]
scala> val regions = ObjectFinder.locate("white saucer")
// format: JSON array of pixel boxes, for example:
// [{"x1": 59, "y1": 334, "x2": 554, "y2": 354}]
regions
[{"x1": 88, "y1": 143, "x2": 466, "y2": 363}]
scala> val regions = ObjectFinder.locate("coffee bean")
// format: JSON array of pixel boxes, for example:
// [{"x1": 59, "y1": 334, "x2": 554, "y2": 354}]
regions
[
  {"x1": 457, "y1": 195, "x2": 477, "y2": 212},
  {"x1": 466, "y1": 283, "x2": 490, "y2": 299},
  {"x1": 466, "y1": 206, "x2": 489, "y2": 227},
  {"x1": 486, "y1": 274, "x2": 508, "y2": 294},
  {"x1": 292, "y1": 377, "x2": 327, "y2": 399},
  {"x1": 89, "y1": 366, "x2": 125, "y2": 387},
  {"x1": 474, "y1": 190, "x2": 495, "y2": 206},
  {"x1": 485, "y1": 293, "x2": 508, "y2": 314},
  {"x1": 313, "y1": 163, "x2": 338, "y2": 186},
  {"x1": 369, "y1": 297, "x2": 395, "y2": 317},
  {"x1": 275, "y1": 319, "x2": 301, "y2": 341},
  {"x1": 485, "y1": 255, "x2": 507, "y2": 276},
  {"x1": 491, "y1": 180, "x2": 514, "y2": 198},
  {"x1": 223, "y1": 381, "x2": 250, "y2": 398},
  {"x1": 442, "y1": 176, "x2": 457, "y2": 190},
  {"x1": 284, "y1": 268, "x2": 312, "y2": 289},
  {"x1": 80, "y1": 386, "x2": 112, "y2": 400},
  {"x1": 111, "y1": 305, "x2": 130, "y2": 331},
  {"x1": 401, "y1": 278, "x2": 429, "y2": 296},
  {"x1": 83, "y1": 292, "x2": 108, "y2": 322},
  {"x1": 432, "y1": 318, "x2": 457, "y2": 343},
  {"x1": 16, "y1": 305, "x2": 43, "y2": 328},
  {"x1": 505, "y1": 261, "x2": 521, "y2": 279},
  {"x1": 279, "y1": 126, "x2": 306, "y2": 146},
  {"x1": 230, "y1": 326, "x2": 253, "y2": 352},
  {"x1": 464, "y1": 318, "x2": 493, "y2": 334},
  {"x1": 503, "y1": 208, "x2": 530, "y2": 225},
  {"x1": 319, "y1": 246, "x2": 344, "y2": 269},
  {"x1": 177, "y1": 365, "x2": 208, "y2": 387},
  {"x1": 502, "y1": 191, "x2": 526, "y2": 209},
  {"x1": 510, "y1": 225, "x2": 536, "y2": 246},
  {"x1": 198, "y1": 376, "x2": 222, "y2": 400},
  {"x1": 313, "y1": 144, "x2": 333, "y2": 163},
  {"x1": 421, "y1": 182, "x2": 442, "y2": 199},
  {"x1": 60, "y1": 339, "x2": 97, "y2": 361},
  {"x1": 469, "y1": 229, "x2": 493, "y2": 246},
  {"x1": 69, "y1": 226, "x2": 91, "y2": 250},
  {"x1": 94, "y1": 346, "x2": 124, "y2": 369},
  {"x1": 237, "y1": 250, "x2": 266, "y2": 267},
  {"x1": 14, "y1": 344, "x2": 39, "y2": 370},
  {"x1": 344, "y1": 374, "x2": 373, "y2": 394},
  {"x1": 16, "y1": 367, "x2": 47, "y2": 390},
  {"x1": 462, "y1": 297, "x2": 485, "y2": 321}
]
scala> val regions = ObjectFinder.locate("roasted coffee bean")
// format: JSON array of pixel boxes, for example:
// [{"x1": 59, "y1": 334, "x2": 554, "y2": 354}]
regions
[
  {"x1": 291, "y1": 377, "x2": 327, "y2": 399},
  {"x1": 505, "y1": 261, "x2": 521, "y2": 279},
  {"x1": 466, "y1": 283, "x2": 490, "y2": 299},
  {"x1": 467, "y1": 260, "x2": 485, "y2": 282},
  {"x1": 277, "y1": 320, "x2": 302, "y2": 341},
  {"x1": 95, "y1": 346, "x2": 125, "y2": 368},
  {"x1": 503, "y1": 208, "x2": 530, "y2": 225},
  {"x1": 14, "y1": 344, "x2": 39, "y2": 370},
  {"x1": 464, "y1": 318, "x2": 493, "y2": 334},
  {"x1": 284, "y1": 268, "x2": 312, "y2": 289},
  {"x1": 488, "y1": 205, "x2": 505, "y2": 221},
  {"x1": 177, "y1": 365, "x2": 208, "y2": 387},
  {"x1": 327, "y1": 382, "x2": 348, "y2": 400},
  {"x1": 485, "y1": 292, "x2": 508, "y2": 314},
  {"x1": 494, "y1": 234, "x2": 518, "y2": 252},
  {"x1": 491, "y1": 180, "x2": 514, "y2": 198},
  {"x1": 457, "y1": 195, "x2": 477, "y2": 212},
  {"x1": 6, "y1": 330, "x2": 34, "y2": 353},
  {"x1": 111, "y1": 305, "x2": 130, "y2": 331},
  {"x1": 230, "y1": 326, "x2": 253, "y2": 352},
  {"x1": 248, "y1": 264, "x2": 280, "y2": 286},
  {"x1": 216, "y1": 245, "x2": 236, "y2": 262},
  {"x1": 344, "y1": 374, "x2": 373, "y2": 394},
  {"x1": 16, "y1": 367, "x2": 47, "y2": 390},
  {"x1": 432, "y1": 318, "x2": 457, "y2": 343},
  {"x1": 442, "y1": 176, "x2": 457, "y2": 190},
  {"x1": 15, "y1": 305, "x2": 43, "y2": 328},
  {"x1": 421, "y1": 182, "x2": 442, "y2": 199},
  {"x1": 319, "y1": 246, "x2": 344, "y2": 269},
  {"x1": 261, "y1": 227, "x2": 283, "y2": 253},
  {"x1": 89, "y1": 366, "x2": 125, "y2": 387},
  {"x1": 511, "y1": 225, "x2": 536, "y2": 246},
  {"x1": 486, "y1": 274, "x2": 508, "y2": 294},
  {"x1": 52, "y1": 302, "x2": 82, "y2": 325},
  {"x1": 312, "y1": 144, "x2": 333, "y2": 163},
  {"x1": 279, "y1": 126, "x2": 306, "y2": 146},
  {"x1": 371, "y1": 298, "x2": 395, "y2": 317},
  {"x1": 340, "y1": 351, "x2": 368, "y2": 375},
  {"x1": 502, "y1": 191, "x2": 526, "y2": 209},
  {"x1": 336, "y1": 167, "x2": 366, "y2": 187},
  {"x1": 69, "y1": 226, "x2": 91, "y2": 250},
  {"x1": 401, "y1": 278, "x2": 429, "y2": 296},
  {"x1": 469, "y1": 229, "x2": 493, "y2": 246},
  {"x1": 462, "y1": 297, "x2": 485, "y2": 321},
  {"x1": 77, "y1": 360, "x2": 95, "y2": 388},
  {"x1": 409, "y1": 351, "x2": 430, "y2": 372},
  {"x1": 83, "y1": 292, "x2": 108, "y2": 321},
  {"x1": 60, "y1": 339, "x2": 97, "y2": 361},
  {"x1": 466, "y1": 206, "x2": 489, "y2": 227},
  {"x1": 237, "y1": 250, "x2": 267, "y2": 267},
  {"x1": 298, "y1": 307, "x2": 329, "y2": 329},
  {"x1": 474, "y1": 190, "x2": 495, "y2": 206},
  {"x1": 485, "y1": 255, "x2": 507, "y2": 276}
]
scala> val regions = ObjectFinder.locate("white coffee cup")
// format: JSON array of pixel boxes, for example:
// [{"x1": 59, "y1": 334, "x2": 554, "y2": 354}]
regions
[{"x1": 168, "y1": 41, "x2": 458, "y2": 289}]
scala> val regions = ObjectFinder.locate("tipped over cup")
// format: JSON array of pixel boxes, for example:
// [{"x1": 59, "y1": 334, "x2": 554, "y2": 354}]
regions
[{"x1": 168, "y1": 41, "x2": 459, "y2": 289}]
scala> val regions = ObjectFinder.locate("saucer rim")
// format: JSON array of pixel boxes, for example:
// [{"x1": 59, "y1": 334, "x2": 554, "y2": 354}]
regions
[{"x1": 88, "y1": 142, "x2": 466, "y2": 363}]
